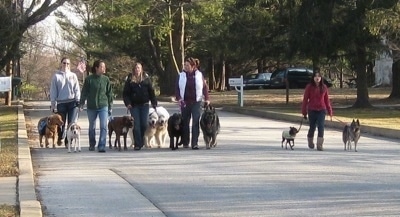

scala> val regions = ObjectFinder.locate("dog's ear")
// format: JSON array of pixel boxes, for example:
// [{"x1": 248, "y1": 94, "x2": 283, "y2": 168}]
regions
[{"x1": 356, "y1": 119, "x2": 360, "y2": 125}]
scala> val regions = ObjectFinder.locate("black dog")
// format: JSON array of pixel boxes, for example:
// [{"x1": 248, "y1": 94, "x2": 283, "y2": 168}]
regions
[
  {"x1": 200, "y1": 104, "x2": 220, "y2": 149},
  {"x1": 168, "y1": 113, "x2": 184, "y2": 150},
  {"x1": 281, "y1": 119, "x2": 302, "y2": 150}
]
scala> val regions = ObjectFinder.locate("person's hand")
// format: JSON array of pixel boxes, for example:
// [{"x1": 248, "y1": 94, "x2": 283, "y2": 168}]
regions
[
  {"x1": 303, "y1": 114, "x2": 307, "y2": 120},
  {"x1": 127, "y1": 104, "x2": 132, "y2": 109},
  {"x1": 108, "y1": 109, "x2": 112, "y2": 116},
  {"x1": 204, "y1": 100, "x2": 210, "y2": 106},
  {"x1": 178, "y1": 100, "x2": 185, "y2": 108},
  {"x1": 50, "y1": 106, "x2": 57, "y2": 113},
  {"x1": 152, "y1": 104, "x2": 157, "y2": 110}
]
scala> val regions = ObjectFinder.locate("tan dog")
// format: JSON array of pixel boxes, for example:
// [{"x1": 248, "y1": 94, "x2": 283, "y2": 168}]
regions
[
  {"x1": 37, "y1": 114, "x2": 64, "y2": 148},
  {"x1": 144, "y1": 109, "x2": 158, "y2": 148},
  {"x1": 154, "y1": 106, "x2": 169, "y2": 148},
  {"x1": 108, "y1": 116, "x2": 134, "y2": 151}
]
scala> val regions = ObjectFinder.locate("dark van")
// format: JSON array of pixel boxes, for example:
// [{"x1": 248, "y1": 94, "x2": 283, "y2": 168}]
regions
[{"x1": 269, "y1": 67, "x2": 332, "y2": 89}]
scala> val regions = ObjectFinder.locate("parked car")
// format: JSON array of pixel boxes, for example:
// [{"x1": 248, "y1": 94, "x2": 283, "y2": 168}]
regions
[
  {"x1": 269, "y1": 67, "x2": 332, "y2": 89},
  {"x1": 242, "y1": 72, "x2": 272, "y2": 89}
]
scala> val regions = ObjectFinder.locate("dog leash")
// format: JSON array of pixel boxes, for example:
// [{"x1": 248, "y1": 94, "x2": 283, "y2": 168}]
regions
[
  {"x1": 333, "y1": 117, "x2": 348, "y2": 125},
  {"x1": 297, "y1": 118, "x2": 303, "y2": 132}
]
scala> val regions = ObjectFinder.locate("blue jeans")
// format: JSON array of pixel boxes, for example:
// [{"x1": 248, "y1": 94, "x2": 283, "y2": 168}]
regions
[
  {"x1": 57, "y1": 101, "x2": 79, "y2": 141},
  {"x1": 307, "y1": 110, "x2": 326, "y2": 138},
  {"x1": 182, "y1": 101, "x2": 201, "y2": 147},
  {"x1": 87, "y1": 107, "x2": 108, "y2": 151},
  {"x1": 130, "y1": 104, "x2": 150, "y2": 148}
]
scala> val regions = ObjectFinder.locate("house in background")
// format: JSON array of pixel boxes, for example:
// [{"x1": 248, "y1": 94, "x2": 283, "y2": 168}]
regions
[{"x1": 373, "y1": 52, "x2": 393, "y2": 87}]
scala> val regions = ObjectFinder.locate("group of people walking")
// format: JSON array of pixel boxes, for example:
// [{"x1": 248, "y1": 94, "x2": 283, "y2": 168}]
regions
[
  {"x1": 50, "y1": 56, "x2": 332, "y2": 152},
  {"x1": 49, "y1": 57, "x2": 210, "y2": 152}
]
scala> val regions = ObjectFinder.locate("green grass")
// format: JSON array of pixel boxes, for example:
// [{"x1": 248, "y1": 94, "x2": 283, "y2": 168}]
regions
[{"x1": 0, "y1": 105, "x2": 19, "y2": 177}]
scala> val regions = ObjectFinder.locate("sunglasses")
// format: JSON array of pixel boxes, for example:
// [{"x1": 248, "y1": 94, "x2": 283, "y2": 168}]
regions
[{"x1": 62, "y1": 62, "x2": 70, "y2": 65}]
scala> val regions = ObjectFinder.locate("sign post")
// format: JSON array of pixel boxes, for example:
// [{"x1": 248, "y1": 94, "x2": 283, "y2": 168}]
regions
[
  {"x1": 0, "y1": 76, "x2": 12, "y2": 93},
  {"x1": 228, "y1": 76, "x2": 244, "y2": 107}
]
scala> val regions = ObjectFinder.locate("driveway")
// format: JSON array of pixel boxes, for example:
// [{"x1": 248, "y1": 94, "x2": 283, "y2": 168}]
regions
[{"x1": 24, "y1": 100, "x2": 400, "y2": 217}]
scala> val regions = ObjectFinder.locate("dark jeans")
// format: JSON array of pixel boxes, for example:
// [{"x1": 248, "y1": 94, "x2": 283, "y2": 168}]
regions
[
  {"x1": 307, "y1": 110, "x2": 326, "y2": 138},
  {"x1": 130, "y1": 104, "x2": 150, "y2": 148},
  {"x1": 181, "y1": 101, "x2": 201, "y2": 147},
  {"x1": 57, "y1": 101, "x2": 79, "y2": 142}
]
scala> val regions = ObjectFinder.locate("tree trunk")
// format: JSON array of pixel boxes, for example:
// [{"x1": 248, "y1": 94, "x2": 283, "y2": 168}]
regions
[
  {"x1": 352, "y1": 44, "x2": 372, "y2": 108},
  {"x1": 208, "y1": 57, "x2": 216, "y2": 90},
  {"x1": 389, "y1": 50, "x2": 400, "y2": 98},
  {"x1": 219, "y1": 54, "x2": 226, "y2": 91}
]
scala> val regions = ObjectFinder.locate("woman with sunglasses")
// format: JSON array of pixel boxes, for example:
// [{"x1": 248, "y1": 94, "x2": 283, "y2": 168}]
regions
[{"x1": 50, "y1": 57, "x2": 81, "y2": 148}]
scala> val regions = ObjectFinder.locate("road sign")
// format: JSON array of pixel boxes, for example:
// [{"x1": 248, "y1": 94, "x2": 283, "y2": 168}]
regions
[{"x1": 228, "y1": 77, "x2": 243, "y2": 86}]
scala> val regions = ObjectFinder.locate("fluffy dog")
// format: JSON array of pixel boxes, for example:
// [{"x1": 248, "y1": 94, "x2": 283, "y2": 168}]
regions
[
  {"x1": 144, "y1": 109, "x2": 159, "y2": 148},
  {"x1": 66, "y1": 123, "x2": 81, "y2": 153},
  {"x1": 108, "y1": 116, "x2": 134, "y2": 151},
  {"x1": 281, "y1": 120, "x2": 302, "y2": 150},
  {"x1": 154, "y1": 106, "x2": 170, "y2": 148},
  {"x1": 200, "y1": 104, "x2": 221, "y2": 149},
  {"x1": 168, "y1": 113, "x2": 184, "y2": 150},
  {"x1": 343, "y1": 119, "x2": 361, "y2": 152},
  {"x1": 37, "y1": 114, "x2": 64, "y2": 148}
]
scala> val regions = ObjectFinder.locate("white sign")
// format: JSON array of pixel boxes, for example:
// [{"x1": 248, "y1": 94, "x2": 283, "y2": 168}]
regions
[
  {"x1": 0, "y1": 77, "x2": 11, "y2": 92},
  {"x1": 228, "y1": 77, "x2": 243, "y2": 86},
  {"x1": 229, "y1": 76, "x2": 244, "y2": 107}
]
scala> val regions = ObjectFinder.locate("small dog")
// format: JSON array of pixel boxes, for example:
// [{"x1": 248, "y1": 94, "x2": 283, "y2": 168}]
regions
[
  {"x1": 144, "y1": 109, "x2": 159, "y2": 148},
  {"x1": 200, "y1": 104, "x2": 221, "y2": 149},
  {"x1": 66, "y1": 122, "x2": 81, "y2": 153},
  {"x1": 168, "y1": 113, "x2": 184, "y2": 150},
  {"x1": 154, "y1": 106, "x2": 170, "y2": 148},
  {"x1": 37, "y1": 114, "x2": 64, "y2": 148},
  {"x1": 343, "y1": 119, "x2": 361, "y2": 152},
  {"x1": 108, "y1": 116, "x2": 134, "y2": 151},
  {"x1": 281, "y1": 120, "x2": 302, "y2": 150}
]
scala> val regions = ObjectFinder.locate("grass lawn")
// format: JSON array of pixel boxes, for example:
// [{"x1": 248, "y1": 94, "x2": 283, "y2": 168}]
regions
[
  {"x1": 0, "y1": 104, "x2": 19, "y2": 217},
  {"x1": 210, "y1": 87, "x2": 400, "y2": 130}
]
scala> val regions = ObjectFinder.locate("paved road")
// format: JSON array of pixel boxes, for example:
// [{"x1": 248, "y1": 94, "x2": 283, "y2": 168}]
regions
[{"x1": 25, "y1": 100, "x2": 400, "y2": 217}]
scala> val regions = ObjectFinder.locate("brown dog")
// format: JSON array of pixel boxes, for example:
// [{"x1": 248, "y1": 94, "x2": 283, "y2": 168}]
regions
[
  {"x1": 108, "y1": 116, "x2": 134, "y2": 151},
  {"x1": 37, "y1": 114, "x2": 64, "y2": 148}
]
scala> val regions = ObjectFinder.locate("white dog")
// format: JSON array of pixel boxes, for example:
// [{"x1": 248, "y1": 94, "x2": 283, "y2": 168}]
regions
[
  {"x1": 66, "y1": 122, "x2": 81, "y2": 153},
  {"x1": 144, "y1": 108, "x2": 159, "y2": 148},
  {"x1": 154, "y1": 106, "x2": 170, "y2": 148}
]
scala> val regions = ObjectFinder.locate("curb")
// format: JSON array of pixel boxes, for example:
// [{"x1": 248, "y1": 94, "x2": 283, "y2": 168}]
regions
[
  {"x1": 222, "y1": 106, "x2": 400, "y2": 140},
  {"x1": 17, "y1": 101, "x2": 42, "y2": 217}
]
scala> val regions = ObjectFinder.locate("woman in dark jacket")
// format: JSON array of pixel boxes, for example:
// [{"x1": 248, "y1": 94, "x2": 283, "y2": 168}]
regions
[{"x1": 123, "y1": 62, "x2": 157, "y2": 150}]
